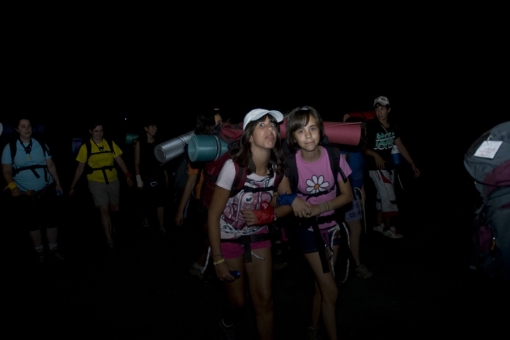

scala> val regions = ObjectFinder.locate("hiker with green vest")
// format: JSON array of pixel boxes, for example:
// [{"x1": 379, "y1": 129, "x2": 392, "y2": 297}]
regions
[{"x1": 69, "y1": 121, "x2": 133, "y2": 250}]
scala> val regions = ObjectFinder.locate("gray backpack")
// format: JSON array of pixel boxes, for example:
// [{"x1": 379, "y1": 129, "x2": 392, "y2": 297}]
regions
[{"x1": 464, "y1": 121, "x2": 510, "y2": 280}]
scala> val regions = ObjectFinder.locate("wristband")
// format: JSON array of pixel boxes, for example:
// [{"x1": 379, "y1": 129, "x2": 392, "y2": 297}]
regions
[
  {"x1": 125, "y1": 172, "x2": 132, "y2": 178},
  {"x1": 8, "y1": 182, "x2": 17, "y2": 190},
  {"x1": 136, "y1": 174, "x2": 143, "y2": 188},
  {"x1": 277, "y1": 193, "x2": 297, "y2": 206},
  {"x1": 253, "y1": 201, "x2": 276, "y2": 225},
  {"x1": 213, "y1": 258, "x2": 225, "y2": 265}
]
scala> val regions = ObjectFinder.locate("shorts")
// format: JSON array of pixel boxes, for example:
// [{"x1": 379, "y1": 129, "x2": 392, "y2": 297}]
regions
[
  {"x1": 294, "y1": 224, "x2": 341, "y2": 254},
  {"x1": 221, "y1": 232, "x2": 272, "y2": 260},
  {"x1": 6, "y1": 182, "x2": 61, "y2": 232},
  {"x1": 88, "y1": 179, "x2": 120, "y2": 207},
  {"x1": 369, "y1": 170, "x2": 398, "y2": 213}
]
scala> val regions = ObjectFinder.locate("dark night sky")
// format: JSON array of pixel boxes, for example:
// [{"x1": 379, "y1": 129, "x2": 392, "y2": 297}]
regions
[{"x1": 2, "y1": 23, "x2": 508, "y2": 204}]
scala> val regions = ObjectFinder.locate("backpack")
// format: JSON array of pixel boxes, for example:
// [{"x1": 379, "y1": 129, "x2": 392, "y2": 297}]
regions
[
  {"x1": 464, "y1": 121, "x2": 510, "y2": 280},
  {"x1": 81, "y1": 138, "x2": 117, "y2": 183},
  {"x1": 283, "y1": 138, "x2": 351, "y2": 282},
  {"x1": 9, "y1": 137, "x2": 51, "y2": 181},
  {"x1": 192, "y1": 122, "x2": 283, "y2": 210}
]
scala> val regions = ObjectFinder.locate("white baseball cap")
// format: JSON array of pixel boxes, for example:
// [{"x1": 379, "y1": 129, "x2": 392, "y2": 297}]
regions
[
  {"x1": 373, "y1": 96, "x2": 390, "y2": 107},
  {"x1": 242, "y1": 108, "x2": 284, "y2": 130}
]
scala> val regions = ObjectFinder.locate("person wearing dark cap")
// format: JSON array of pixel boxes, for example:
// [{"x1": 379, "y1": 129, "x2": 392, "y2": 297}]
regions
[{"x1": 365, "y1": 96, "x2": 420, "y2": 238}]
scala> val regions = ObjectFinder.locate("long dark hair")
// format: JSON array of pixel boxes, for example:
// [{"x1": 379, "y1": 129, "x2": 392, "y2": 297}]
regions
[
  {"x1": 285, "y1": 106, "x2": 324, "y2": 153},
  {"x1": 230, "y1": 113, "x2": 285, "y2": 177}
]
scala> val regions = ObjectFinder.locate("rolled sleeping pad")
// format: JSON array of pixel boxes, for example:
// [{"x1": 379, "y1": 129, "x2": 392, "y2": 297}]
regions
[
  {"x1": 188, "y1": 134, "x2": 229, "y2": 162},
  {"x1": 344, "y1": 111, "x2": 376, "y2": 122},
  {"x1": 154, "y1": 130, "x2": 194, "y2": 164},
  {"x1": 279, "y1": 119, "x2": 362, "y2": 146},
  {"x1": 188, "y1": 120, "x2": 362, "y2": 163},
  {"x1": 125, "y1": 133, "x2": 139, "y2": 145}
]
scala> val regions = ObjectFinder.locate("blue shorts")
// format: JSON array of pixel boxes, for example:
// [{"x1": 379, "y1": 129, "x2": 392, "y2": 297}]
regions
[{"x1": 294, "y1": 224, "x2": 341, "y2": 254}]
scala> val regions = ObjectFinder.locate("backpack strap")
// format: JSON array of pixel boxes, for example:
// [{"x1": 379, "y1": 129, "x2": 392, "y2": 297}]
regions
[
  {"x1": 85, "y1": 138, "x2": 116, "y2": 184},
  {"x1": 283, "y1": 141, "x2": 347, "y2": 273},
  {"x1": 10, "y1": 138, "x2": 50, "y2": 181}
]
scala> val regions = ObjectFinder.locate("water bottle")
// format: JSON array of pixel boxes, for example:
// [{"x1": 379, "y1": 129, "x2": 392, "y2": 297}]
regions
[{"x1": 391, "y1": 145, "x2": 401, "y2": 166}]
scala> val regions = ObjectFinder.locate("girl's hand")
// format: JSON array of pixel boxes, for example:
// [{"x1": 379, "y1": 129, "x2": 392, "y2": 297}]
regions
[
  {"x1": 215, "y1": 262, "x2": 237, "y2": 282},
  {"x1": 241, "y1": 209, "x2": 257, "y2": 225},
  {"x1": 175, "y1": 211, "x2": 184, "y2": 226},
  {"x1": 291, "y1": 197, "x2": 312, "y2": 218},
  {"x1": 375, "y1": 154, "x2": 385, "y2": 169},
  {"x1": 10, "y1": 187, "x2": 20, "y2": 197}
]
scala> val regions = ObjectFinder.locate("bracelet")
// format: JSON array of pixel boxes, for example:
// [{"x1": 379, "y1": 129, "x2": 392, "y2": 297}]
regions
[
  {"x1": 8, "y1": 182, "x2": 17, "y2": 190},
  {"x1": 125, "y1": 172, "x2": 132, "y2": 178},
  {"x1": 213, "y1": 258, "x2": 225, "y2": 265},
  {"x1": 212, "y1": 253, "x2": 223, "y2": 258}
]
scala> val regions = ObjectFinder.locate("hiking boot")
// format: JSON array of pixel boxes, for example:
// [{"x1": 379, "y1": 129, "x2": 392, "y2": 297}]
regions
[
  {"x1": 355, "y1": 264, "x2": 373, "y2": 279},
  {"x1": 383, "y1": 227, "x2": 403, "y2": 239},
  {"x1": 142, "y1": 218, "x2": 150, "y2": 228},
  {"x1": 306, "y1": 325, "x2": 321, "y2": 340},
  {"x1": 219, "y1": 319, "x2": 236, "y2": 340},
  {"x1": 373, "y1": 224, "x2": 385, "y2": 233},
  {"x1": 189, "y1": 262, "x2": 205, "y2": 280},
  {"x1": 50, "y1": 248, "x2": 66, "y2": 262}
]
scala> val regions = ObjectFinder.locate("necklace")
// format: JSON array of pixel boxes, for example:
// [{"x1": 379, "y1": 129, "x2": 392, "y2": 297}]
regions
[
  {"x1": 20, "y1": 137, "x2": 33, "y2": 159},
  {"x1": 92, "y1": 139, "x2": 104, "y2": 151}
]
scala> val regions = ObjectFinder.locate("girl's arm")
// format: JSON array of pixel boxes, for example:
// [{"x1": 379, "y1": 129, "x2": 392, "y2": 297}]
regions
[
  {"x1": 309, "y1": 178, "x2": 353, "y2": 217},
  {"x1": 69, "y1": 161, "x2": 86, "y2": 197},
  {"x1": 46, "y1": 158, "x2": 63, "y2": 192},
  {"x1": 175, "y1": 169, "x2": 198, "y2": 226},
  {"x1": 277, "y1": 175, "x2": 312, "y2": 218},
  {"x1": 114, "y1": 155, "x2": 134, "y2": 186},
  {"x1": 2, "y1": 163, "x2": 20, "y2": 197},
  {"x1": 394, "y1": 137, "x2": 420, "y2": 178}
]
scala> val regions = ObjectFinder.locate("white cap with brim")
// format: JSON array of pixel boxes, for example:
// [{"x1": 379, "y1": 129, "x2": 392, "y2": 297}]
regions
[
  {"x1": 243, "y1": 108, "x2": 284, "y2": 130},
  {"x1": 374, "y1": 96, "x2": 390, "y2": 107}
]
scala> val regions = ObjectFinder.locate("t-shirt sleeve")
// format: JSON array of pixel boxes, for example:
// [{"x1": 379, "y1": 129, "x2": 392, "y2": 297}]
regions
[
  {"x1": 215, "y1": 159, "x2": 236, "y2": 190},
  {"x1": 112, "y1": 141, "x2": 123, "y2": 156},
  {"x1": 1, "y1": 144, "x2": 11, "y2": 165},
  {"x1": 76, "y1": 143, "x2": 88, "y2": 163}
]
